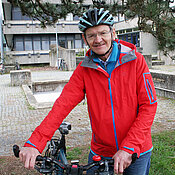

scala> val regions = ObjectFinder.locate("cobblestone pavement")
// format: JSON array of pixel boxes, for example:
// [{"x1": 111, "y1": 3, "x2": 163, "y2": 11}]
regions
[{"x1": 0, "y1": 68, "x2": 175, "y2": 156}]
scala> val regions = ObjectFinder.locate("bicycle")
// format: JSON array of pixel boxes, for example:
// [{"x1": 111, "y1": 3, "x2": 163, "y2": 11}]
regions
[
  {"x1": 58, "y1": 58, "x2": 68, "y2": 71},
  {"x1": 0, "y1": 62, "x2": 5, "y2": 75},
  {"x1": 15, "y1": 61, "x2": 21, "y2": 70},
  {"x1": 13, "y1": 122, "x2": 137, "y2": 175},
  {"x1": 13, "y1": 122, "x2": 114, "y2": 175}
]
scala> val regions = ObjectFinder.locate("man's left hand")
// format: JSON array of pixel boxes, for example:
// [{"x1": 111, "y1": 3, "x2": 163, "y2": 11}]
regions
[{"x1": 112, "y1": 150, "x2": 132, "y2": 174}]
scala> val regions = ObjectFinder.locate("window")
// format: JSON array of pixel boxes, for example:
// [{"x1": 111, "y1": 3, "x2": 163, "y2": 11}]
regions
[
  {"x1": 75, "y1": 34, "x2": 81, "y2": 40},
  {"x1": 12, "y1": 7, "x2": 31, "y2": 20},
  {"x1": 67, "y1": 35, "x2": 74, "y2": 49},
  {"x1": 13, "y1": 34, "x2": 83, "y2": 51},
  {"x1": 59, "y1": 35, "x2": 66, "y2": 48},
  {"x1": 75, "y1": 40, "x2": 82, "y2": 49},
  {"x1": 118, "y1": 32, "x2": 140, "y2": 47},
  {"x1": 75, "y1": 34, "x2": 82, "y2": 49},
  {"x1": 42, "y1": 36, "x2": 49, "y2": 50},
  {"x1": 15, "y1": 36, "x2": 24, "y2": 51},
  {"x1": 33, "y1": 36, "x2": 41, "y2": 51},
  {"x1": 24, "y1": 36, "x2": 32, "y2": 51},
  {"x1": 50, "y1": 36, "x2": 56, "y2": 46}
]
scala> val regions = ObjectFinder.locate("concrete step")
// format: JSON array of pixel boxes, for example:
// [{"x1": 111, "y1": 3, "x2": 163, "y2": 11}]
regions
[
  {"x1": 152, "y1": 55, "x2": 158, "y2": 60},
  {"x1": 152, "y1": 60, "x2": 165, "y2": 66}
]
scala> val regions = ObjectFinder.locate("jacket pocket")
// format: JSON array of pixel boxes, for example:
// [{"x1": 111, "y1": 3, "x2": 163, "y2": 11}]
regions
[{"x1": 143, "y1": 72, "x2": 157, "y2": 104}]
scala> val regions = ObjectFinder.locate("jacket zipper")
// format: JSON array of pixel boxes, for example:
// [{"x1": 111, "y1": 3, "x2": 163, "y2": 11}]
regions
[
  {"x1": 146, "y1": 79, "x2": 154, "y2": 100},
  {"x1": 108, "y1": 76, "x2": 119, "y2": 150}
]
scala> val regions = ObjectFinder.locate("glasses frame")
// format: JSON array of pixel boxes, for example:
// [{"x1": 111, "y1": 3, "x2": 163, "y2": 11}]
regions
[{"x1": 85, "y1": 28, "x2": 112, "y2": 41}]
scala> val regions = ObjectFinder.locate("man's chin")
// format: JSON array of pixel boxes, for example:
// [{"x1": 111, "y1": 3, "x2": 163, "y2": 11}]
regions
[{"x1": 93, "y1": 50, "x2": 106, "y2": 56}]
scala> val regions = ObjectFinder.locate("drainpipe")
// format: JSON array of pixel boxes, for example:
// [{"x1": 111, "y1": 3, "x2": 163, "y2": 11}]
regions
[
  {"x1": 0, "y1": 0, "x2": 4, "y2": 63},
  {"x1": 56, "y1": 22, "x2": 59, "y2": 66}
]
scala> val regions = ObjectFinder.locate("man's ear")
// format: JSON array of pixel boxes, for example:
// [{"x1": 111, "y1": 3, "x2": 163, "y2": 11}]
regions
[
  {"x1": 112, "y1": 27, "x2": 116, "y2": 40},
  {"x1": 82, "y1": 33, "x2": 88, "y2": 45}
]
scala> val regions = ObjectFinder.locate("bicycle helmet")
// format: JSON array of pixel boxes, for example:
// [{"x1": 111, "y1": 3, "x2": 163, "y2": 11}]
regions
[{"x1": 78, "y1": 8, "x2": 114, "y2": 32}]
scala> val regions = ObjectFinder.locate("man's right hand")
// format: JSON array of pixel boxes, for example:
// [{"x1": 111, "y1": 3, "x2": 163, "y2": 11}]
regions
[{"x1": 19, "y1": 147, "x2": 40, "y2": 169}]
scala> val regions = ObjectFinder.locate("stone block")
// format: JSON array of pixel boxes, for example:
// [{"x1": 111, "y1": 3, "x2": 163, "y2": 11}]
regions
[
  {"x1": 143, "y1": 55, "x2": 152, "y2": 68},
  {"x1": 10, "y1": 69, "x2": 32, "y2": 86},
  {"x1": 50, "y1": 46, "x2": 76, "y2": 71}
]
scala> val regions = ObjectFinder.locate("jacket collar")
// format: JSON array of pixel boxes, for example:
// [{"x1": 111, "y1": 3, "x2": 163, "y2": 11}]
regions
[{"x1": 81, "y1": 39, "x2": 137, "y2": 69}]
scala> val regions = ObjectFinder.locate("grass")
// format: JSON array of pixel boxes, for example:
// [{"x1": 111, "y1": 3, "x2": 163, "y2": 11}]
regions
[
  {"x1": 66, "y1": 145, "x2": 90, "y2": 164},
  {"x1": 149, "y1": 130, "x2": 175, "y2": 175},
  {"x1": 66, "y1": 130, "x2": 175, "y2": 174}
]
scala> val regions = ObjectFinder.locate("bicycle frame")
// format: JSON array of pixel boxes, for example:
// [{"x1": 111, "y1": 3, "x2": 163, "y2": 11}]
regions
[{"x1": 44, "y1": 122, "x2": 71, "y2": 175}]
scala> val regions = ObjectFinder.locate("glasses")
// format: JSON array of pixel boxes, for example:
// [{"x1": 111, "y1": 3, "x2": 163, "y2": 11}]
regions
[{"x1": 86, "y1": 30, "x2": 111, "y2": 41}]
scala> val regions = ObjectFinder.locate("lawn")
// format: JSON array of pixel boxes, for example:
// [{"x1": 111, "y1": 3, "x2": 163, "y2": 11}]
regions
[{"x1": 149, "y1": 130, "x2": 175, "y2": 175}]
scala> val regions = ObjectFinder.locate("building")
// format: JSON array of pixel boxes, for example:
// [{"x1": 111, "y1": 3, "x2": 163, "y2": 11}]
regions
[
  {"x1": 2, "y1": 0, "x2": 159, "y2": 65},
  {"x1": 115, "y1": 16, "x2": 158, "y2": 56}
]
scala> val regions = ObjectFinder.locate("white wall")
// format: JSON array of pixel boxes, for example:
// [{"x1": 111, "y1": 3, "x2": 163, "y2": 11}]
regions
[{"x1": 140, "y1": 32, "x2": 158, "y2": 55}]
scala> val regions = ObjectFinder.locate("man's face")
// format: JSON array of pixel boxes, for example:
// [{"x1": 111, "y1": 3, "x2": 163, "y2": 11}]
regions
[{"x1": 83, "y1": 25, "x2": 116, "y2": 59}]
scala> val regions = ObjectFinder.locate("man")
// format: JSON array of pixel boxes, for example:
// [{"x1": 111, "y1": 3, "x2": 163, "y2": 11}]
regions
[{"x1": 19, "y1": 8, "x2": 157, "y2": 175}]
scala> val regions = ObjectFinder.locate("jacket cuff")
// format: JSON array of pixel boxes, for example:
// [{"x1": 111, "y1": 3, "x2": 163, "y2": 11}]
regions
[
  {"x1": 120, "y1": 146, "x2": 140, "y2": 158},
  {"x1": 24, "y1": 141, "x2": 41, "y2": 153}
]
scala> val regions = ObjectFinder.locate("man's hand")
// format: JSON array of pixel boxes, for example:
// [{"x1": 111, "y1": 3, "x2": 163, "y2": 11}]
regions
[
  {"x1": 112, "y1": 150, "x2": 132, "y2": 174},
  {"x1": 19, "y1": 147, "x2": 40, "y2": 169}
]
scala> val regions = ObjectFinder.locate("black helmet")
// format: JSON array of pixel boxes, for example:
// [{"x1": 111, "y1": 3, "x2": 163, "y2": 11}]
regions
[{"x1": 78, "y1": 8, "x2": 114, "y2": 32}]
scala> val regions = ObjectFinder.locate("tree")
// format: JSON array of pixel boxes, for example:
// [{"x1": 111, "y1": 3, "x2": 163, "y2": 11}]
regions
[
  {"x1": 123, "y1": 0, "x2": 175, "y2": 58},
  {"x1": 93, "y1": 0, "x2": 175, "y2": 57},
  {"x1": 7, "y1": 0, "x2": 85, "y2": 27},
  {"x1": 7, "y1": 0, "x2": 175, "y2": 57}
]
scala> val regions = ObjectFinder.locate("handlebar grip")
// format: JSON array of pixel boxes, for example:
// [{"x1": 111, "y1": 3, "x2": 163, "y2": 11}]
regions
[
  {"x1": 13, "y1": 145, "x2": 20, "y2": 158},
  {"x1": 13, "y1": 145, "x2": 43, "y2": 161}
]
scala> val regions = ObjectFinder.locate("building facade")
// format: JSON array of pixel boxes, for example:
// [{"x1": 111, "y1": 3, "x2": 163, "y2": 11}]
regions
[{"x1": 2, "y1": 0, "x2": 158, "y2": 65}]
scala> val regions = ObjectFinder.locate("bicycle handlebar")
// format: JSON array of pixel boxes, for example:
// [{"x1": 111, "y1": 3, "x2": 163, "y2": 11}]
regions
[
  {"x1": 13, "y1": 145, "x2": 137, "y2": 175},
  {"x1": 13, "y1": 145, "x2": 114, "y2": 175}
]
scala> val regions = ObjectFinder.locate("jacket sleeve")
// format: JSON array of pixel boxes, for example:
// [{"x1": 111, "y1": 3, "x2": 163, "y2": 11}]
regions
[
  {"x1": 24, "y1": 64, "x2": 85, "y2": 153},
  {"x1": 120, "y1": 52, "x2": 157, "y2": 157}
]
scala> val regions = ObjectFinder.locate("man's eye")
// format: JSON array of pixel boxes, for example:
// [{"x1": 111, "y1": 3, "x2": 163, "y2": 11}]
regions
[
  {"x1": 88, "y1": 35, "x2": 94, "y2": 38},
  {"x1": 101, "y1": 31, "x2": 108, "y2": 35}
]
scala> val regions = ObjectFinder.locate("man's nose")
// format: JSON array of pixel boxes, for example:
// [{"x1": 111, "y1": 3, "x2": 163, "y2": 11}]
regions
[{"x1": 94, "y1": 34, "x2": 103, "y2": 42}]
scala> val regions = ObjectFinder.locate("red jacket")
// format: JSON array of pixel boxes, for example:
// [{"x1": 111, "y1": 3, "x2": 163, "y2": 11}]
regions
[{"x1": 24, "y1": 39, "x2": 157, "y2": 158}]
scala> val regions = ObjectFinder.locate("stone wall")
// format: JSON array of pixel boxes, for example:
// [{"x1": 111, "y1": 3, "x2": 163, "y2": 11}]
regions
[
  {"x1": 5, "y1": 51, "x2": 50, "y2": 65},
  {"x1": 32, "y1": 80, "x2": 68, "y2": 93},
  {"x1": 151, "y1": 72, "x2": 175, "y2": 99}
]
